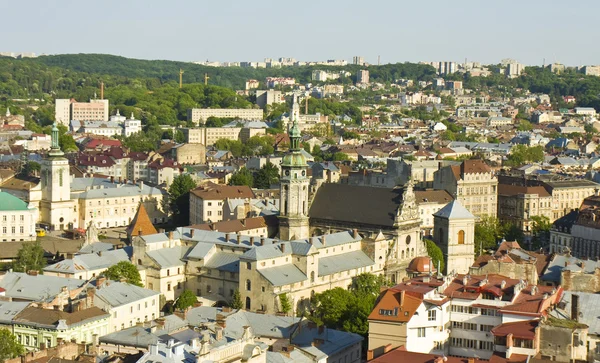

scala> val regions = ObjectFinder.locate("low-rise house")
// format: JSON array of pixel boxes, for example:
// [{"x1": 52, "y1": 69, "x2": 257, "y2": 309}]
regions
[
  {"x1": 43, "y1": 248, "x2": 132, "y2": 280},
  {"x1": 189, "y1": 183, "x2": 255, "y2": 225}
]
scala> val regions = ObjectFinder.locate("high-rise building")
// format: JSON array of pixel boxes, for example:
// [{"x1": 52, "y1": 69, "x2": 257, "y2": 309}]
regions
[
  {"x1": 357, "y1": 70, "x2": 370, "y2": 84},
  {"x1": 353, "y1": 56, "x2": 365, "y2": 65}
]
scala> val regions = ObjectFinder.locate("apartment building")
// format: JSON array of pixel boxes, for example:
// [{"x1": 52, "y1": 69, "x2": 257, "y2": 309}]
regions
[
  {"x1": 0, "y1": 191, "x2": 38, "y2": 242},
  {"x1": 181, "y1": 126, "x2": 266, "y2": 146},
  {"x1": 433, "y1": 160, "x2": 498, "y2": 218},
  {"x1": 187, "y1": 108, "x2": 263, "y2": 124},
  {"x1": 357, "y1": 70, "x2": 370, "y2": 84},
  {"x1": 497, "y1": 184, "x2": 553, "y2": 232},
  {"x1": 368, "y1": 274, "x2": 562, "y2": 360},
  {"x1": 189, "y1": 183, "x2": 255, "y2": 224},
  {"x1": 55, "y1": 98, "x2": 109, "y2": 126}
]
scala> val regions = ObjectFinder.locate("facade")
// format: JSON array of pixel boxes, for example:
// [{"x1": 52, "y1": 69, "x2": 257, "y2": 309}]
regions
[
  {"x1": 187, "y1": 108, "x2": 263, "y2": 124},
  {"x1": 189, "y1": 183, "x2": 255, "y2": 225},
  {"x1": 255, "y1": 90, "x2": 284, "y2": 108},
  {"x1": 13, "y1": 306, "x2": 110, "y2": 351},
  {"x1": 414, "y1": 190, "x2": 454, "y2": 236},
  {"x1": 433, "y1": 160, "x2": 498, "y2": 218},
  {"x1": 181, "y1": 126, "x2": 266, "y2": 146},
  {"x1": 433, "y1": 200, "x2": 475, "y2": 274},
  {"x1": 43, "y1": 249, "x2": 131, "y2": 280},
  {"x1": 92, "y1": 280, "x2": 161, "y2": 332},
  {"x1": 0, "y1": 191, "x2": 38, "y2": 241},
  {"x1": 497, "y1": 183, "x2": 553, "y2": 232},
  {"x1": 55, "y1": 98, "x2": 109, "y2": 126}
]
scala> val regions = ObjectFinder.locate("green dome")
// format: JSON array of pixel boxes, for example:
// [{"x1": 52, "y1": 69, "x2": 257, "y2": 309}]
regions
[{"x1": 282, "y1": 152, "x2": 307, "y2": 167}]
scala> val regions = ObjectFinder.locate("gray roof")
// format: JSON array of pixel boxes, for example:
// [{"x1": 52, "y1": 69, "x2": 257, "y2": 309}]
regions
[
  {"x1": 78, "y1": 242, "x2": 115, "y2": 254},
  {"x1": 100, "y1": 315, "x2": 188, "y2": 348},
  {"x1": 94, "y1": 281, "x2": 159, "y2": 308},
  {"x1": 204, "y1": 252, "x2": 240, "y2": 272},
  {"x1": 258, "y1": 265, "x2": 307, "y2": 287},
  {"x1": 551, "y1": 291, "x2": 600, "y2": 335},
  {"x1": 146, "y1": 246, "x2": 190, "y2": 268},
  {"x1": 0, "y1": 272, "x2": 88, "y2": 302},
  {"x1": 0, "y1": 301, "x2": 30, "y2": 324},
  {"x1": 242, "y1": 243, "x2": 290, "y2": 261},
  {"x1": 541, "y1": 254, "x2": 600, "y2": 282},
  {"x1": 43, "y1": 248, "x2": 131, "y2": 274},
  {"x1": 71, "y1": 177, "x2": 165, "y2": 200},
  {"x1": 433, "y1": 200, "x2": 475, "y2": 220},
  {"x1": 318, "y1": 250, "x2": 374, "y2": 277}
]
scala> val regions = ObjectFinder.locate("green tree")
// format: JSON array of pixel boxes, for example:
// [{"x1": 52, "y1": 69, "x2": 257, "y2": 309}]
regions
[
  {"x1": 103, "y1": 261, "x2": 143, "y2": 287},
  {"x1": 253, "y1": 162, "x2": 280, "y2": 189},
  {"x1": 506, "y1": 145, "x2": 545, "y2": 166},
  {"x1": 332, "y1": 152, "x2": 350, "y2": 161},
  {"x1": 425, "y1": 239, "x2": 445, "y2": 273},
  {"x1": 0, "y1": 329, "x2": 24, "y2": 362},
  {"x1": 474, "y1": 216, "x2": 503, "y2": 256},
  {"x1": 311, "y1": 287, "x2": 350, "y2": 327},
  {"x1": 279, "y1": 293, "x2": 292, "y2": 314},
  {"x1": 229, "y1": 167, "x2": 254, "y2": 187},
  {"x1": 502, "y1": 223, "x2": 524, "y2": 243},
  {"x1": 230, "y1": 289, "x2": 243, "y2": 309},
  {"x1": 23, "y1": 161, "x2": 41, "y2": 176},
  {"x1": 517, "y1": 120, "x2": 533, "y2": 131},
  {"x1": 13, "y1": 241, "x2": 45, "y2": 272},
  {"x1": 350, "y1": 273, "x2": 388, "y2": 297},
  {"x1": 175, "y1": 289, "x2": 197, "y2": 310},
  {"x1": 168, "y1": 174, "x2": 197, "y2": 226}
]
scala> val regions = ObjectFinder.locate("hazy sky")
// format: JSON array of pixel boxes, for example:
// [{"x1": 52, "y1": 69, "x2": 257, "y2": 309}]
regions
[{"x1": 3, "y1": 0, "x2": 599, "y2": 66}]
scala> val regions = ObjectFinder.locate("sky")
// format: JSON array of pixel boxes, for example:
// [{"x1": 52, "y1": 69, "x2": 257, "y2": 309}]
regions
[{"x1": 2, "y1": 0, "x2": 600, "y2": 66}]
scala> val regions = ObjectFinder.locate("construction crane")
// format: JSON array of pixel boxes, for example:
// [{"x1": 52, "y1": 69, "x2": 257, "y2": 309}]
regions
[
  {"x1": 204, "y1": 73, "x2": 210, "y2": 85},
  {"x1": 179, "y1": 69, "x2": 184, "y2": 88}
]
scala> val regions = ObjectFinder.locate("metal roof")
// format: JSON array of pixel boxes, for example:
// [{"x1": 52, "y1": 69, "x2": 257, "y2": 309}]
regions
[
  {"x1": 94, "y1": 281, "x2": 159, "y2": 308},
  {"x1": 318, "y1": 250, "x2": 374, "y2": 277},
  {"x1": 258, "y1": 264, "x2": 307, "y2": 287},
  {"x1": 433, "y1": 200, "x2": 475, "y2": 220}
]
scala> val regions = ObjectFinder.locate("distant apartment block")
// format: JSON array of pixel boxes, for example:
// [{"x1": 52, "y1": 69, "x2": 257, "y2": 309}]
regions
[
  {"x1": 245, "y1": 79, "x2": 260, "y2": 90},
  {"x1": 438, "y1": 61, "x2": 457, "y2": 75},
  {"x1": 582, "y1": 65, "x2": 600, "y2": 76},
  {"x1": 357, "y1": 70, "x2": 370, "y2": 84},
  {"x1": 446, "y1": 80, "x2": 463, "y2": 90},
  {"x1": 265, "y1": 77, "x2": 295, "y2": 88},
  {"x1": 255, "y1": 90, "x2": 284, "y2": 108},
  {"x1": 353, "y1": 56, "x2": 365, "y2": 65},
  {"x1": 505, "y1": 62, "x2": 524, "y2": 78},
  {"x1": 186, "y1": 108, "x2": 264, "y2": 124},
  {"x1": 55, "y1": 98, "x2": 109, "y2": 126},
  {"x1": 181, "y1": 126, "x2": 266, "y2": 146}
]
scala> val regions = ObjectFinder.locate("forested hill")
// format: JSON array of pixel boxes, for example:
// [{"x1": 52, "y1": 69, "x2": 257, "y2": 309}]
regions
[{"x1": 26, "y1": 54, "x2": 438, "y2": 89}]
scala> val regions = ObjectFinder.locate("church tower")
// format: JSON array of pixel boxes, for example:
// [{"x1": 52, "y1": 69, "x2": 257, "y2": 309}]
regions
[
  {"x1": 290, "y1": 93, "x2": 300, "y2": 125},
  {"x1": 433, "y1": 200, "x2": 475, "y2": 274},
  {"x1": 279, "y1": 115, "x2": 309, "y2": 241},
  {"x1": 40, "y1": 123, "x2": 76, "y2": 231}
]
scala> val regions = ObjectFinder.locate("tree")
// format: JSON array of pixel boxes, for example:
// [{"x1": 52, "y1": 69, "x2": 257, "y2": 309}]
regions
[
  {"x1": 506, "y1": 145, "x2": 544, "y2": 167},
  {"x1": 168, "y1": 174, "x2": 197, "y2": 226},
  {"x1": 425, "y1": 239, "x2": 445, "y2": 273},
  {"x1": 175, "y1": 289, "x2": 197, "y2": 310},
  {"x1": 474, "y1": 216, "x2": 503, "y2": 256},
  {"x1": 103, "y1": 261, "x2": 143, "y2": 287},
  {"x1": 279, "y1": 293, "x2": 292, "y2": 314},
  {"x1": 253, "y1": 162, "x2": 280, "y2": 189},
  {"x1": 0, "y1": 329, "x2": 24, "y2": 362},
  {"x1": 517, "y1": 120, "x2": 533, "y2": 131},
  {"x1": 230, "y1": 289, "x2": 243, "y2": 309},
  {"x1": 350, "y1": 273, "x2": 388, "y2": 297},
  {"x1": 229, "y1": 167, "x2": 254, "y2": 187},
  {"x1": 13, "y1": 241, "x2": 45, "y2": 272},
  {"x1": 332, "y1": 152, "x2": 350, "y2": 161},
  {"x1": 23, "y1": 161, "x2": 41, "y2": 177}
]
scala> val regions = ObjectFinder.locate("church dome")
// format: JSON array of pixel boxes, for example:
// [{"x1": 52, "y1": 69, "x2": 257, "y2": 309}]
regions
[
  {"x1": 281, "y1": 152, "x2": 306, "y2": 167},
  {"x1": 407, "y1": 256, "x2": 436, "y2": 274}
]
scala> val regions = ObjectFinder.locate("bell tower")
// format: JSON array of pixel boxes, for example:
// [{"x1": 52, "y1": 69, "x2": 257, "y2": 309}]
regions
[
  {"x1": 279, "y1": 113, "x2": 309, "y2": 241},
  {"x1": 40, "y1": 123, "x2": 76, "y2": 230}
]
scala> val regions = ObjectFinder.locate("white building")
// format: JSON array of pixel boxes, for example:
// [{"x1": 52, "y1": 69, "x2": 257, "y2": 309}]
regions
[
  {"x1": 0, "y1": 191, "x2": 38, "y2": 242},
  {"x1": 187, "y1": 108, "x2": 264, "y2": 124}
]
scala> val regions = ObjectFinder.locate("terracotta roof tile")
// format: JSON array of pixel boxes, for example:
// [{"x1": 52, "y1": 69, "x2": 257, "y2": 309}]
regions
[
  {"x1": 491, "y1": 319, "x2": 538, "y2": 339},
  {"x1": 127, "y1": 203, "x2": 158, "y2": 237},
  {"x1": 190, "y1": 182, "x2": 255, "y2": 201}
]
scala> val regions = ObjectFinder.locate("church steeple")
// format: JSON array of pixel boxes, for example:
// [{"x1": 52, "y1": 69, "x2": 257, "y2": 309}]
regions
[{"x1": 5, "y1": 107, "x2": 10, "y2": 117}]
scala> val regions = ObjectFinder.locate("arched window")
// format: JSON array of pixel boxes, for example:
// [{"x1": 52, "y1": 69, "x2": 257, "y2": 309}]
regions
[
  {"x1": 401, "y1": 250, "x2": 405, "y2": 259},
  {"x1": 458, "y1": 230, "x2": 465, "y2": 245},
  {"x1": 406, "y1": 248, "x2": 410, "y2": 259},
  {"x1": 138, "y1": 259, "x2": 142, "y2": 265},
  {"x1": 406, "y1": 235, "x2": 411, "y2": 245},
  {"x1": 246, "y1": 279, "x2": 251, "y2": 291},
  {"x1": 245, "y1": 297, "x2": 251, "y2": 310},
  {"x1": 310, "y1": 271, "x2": 315, "y2": 283},
  {"x1": 411, "y1": 248, "x2": 414, "y2": 257},
  {"x1": 246, "y1": 262, "x2": 252, "y2": 270}
]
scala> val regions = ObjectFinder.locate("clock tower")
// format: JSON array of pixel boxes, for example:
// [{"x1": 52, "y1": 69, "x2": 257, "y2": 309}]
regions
[
  {"x1": 40, "y1": 123, "x2": 76, "y2": 230},
  {"x1": 279, "y1": 116, "x2": 310, "y2": 240}
]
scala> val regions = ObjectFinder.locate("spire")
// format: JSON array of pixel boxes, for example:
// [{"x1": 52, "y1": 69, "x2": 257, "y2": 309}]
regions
[
  {"x1": 48, "y1": 123, "x2": 64, "y2": 157},
  {"x1": 5, "y1": 107, "x2": 10, "y2": 117},
  {"x1": 396, "y1": 179, "x2": 419, "y2": 223},
  {"x1": 289, "y1": 116, "x2": 301, "y2": 151}
]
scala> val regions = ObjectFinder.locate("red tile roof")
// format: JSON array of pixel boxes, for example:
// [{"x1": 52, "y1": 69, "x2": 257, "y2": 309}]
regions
[
  {"x1": 368, "y1": 289, "x2": 423, "y2": 323},
  {"x1": 369, "y1": 347, "x2": 488, "y2": 363},
  {"x1": 127, "y1": 203, "x2": 158, "y2": 238},
  {"x1": 491, "y1": 319, "x2": 538, "y2": 339}
]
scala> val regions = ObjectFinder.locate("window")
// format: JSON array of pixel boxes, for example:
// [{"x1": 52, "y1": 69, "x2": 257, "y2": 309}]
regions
[
  {"x1": 417, "y1": 327, "x2": 426, "y2": 338},
  {"x1": 428, "y1": 309, "x2": 436, "y2": 321},
  {"x1": 480, "y1": 324, "x2": 494, "y2": 332},
  {"x1": 458, "y1": 230, "x2": 465, "y2": 244},
  {"x1": 167, "y1": 283, "x2": 171, "y2": 291},
  {"x1": 245, "y1": 296, "x2": 251, "y2": 310},
  {"x1": 246, "y1": 262, "x2": 252, "y2": 270},
  {"x1": 246, "y1": 279, "x2": 251, "y2": 291},
  {"x1": 379, "y1": 308, "x2": 398, "y2": 316},
  {"x1": 479, "y1": 341, "x2": 494, "y2": 350}
]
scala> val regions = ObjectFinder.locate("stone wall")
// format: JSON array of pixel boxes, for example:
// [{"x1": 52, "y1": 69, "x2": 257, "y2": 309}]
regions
[
  {"x1": 561, "y1": 268, "x2": 600, "y2": 293},
  {"x1": 469, "y1": 260, "x2": 538, "y2": 285}
]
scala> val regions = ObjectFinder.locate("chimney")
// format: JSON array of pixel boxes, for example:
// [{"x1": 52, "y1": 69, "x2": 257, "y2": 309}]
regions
[
  {"x1": 168, "y1": 231, "x2": 174, "y2": 241},
  {"x1": 261, "y1": 237, "x2": 265, "y2": 246},
  {"x1": 118, "y1": 176, "x2": 122, "y2": 183},
  {"x1": 236, "y1": 234, "x2": 242, "y2": 245},
  {"x1": 110, "y1": 176, "x2": 114, "y2": 183},
  {"x1": 353, "y1": 228, "x2": 359, "y2": 239},
  {"x1": 26, "y1": 270, "x2": 38, "y2": 276},
  {"x1": 462, "y1": 275, "x2": 469, "y2": 286},
  {"x1": 190, "y1": 229, "x2": 195, "y2": 238},
  {"x1": 98, "y1": 251, "x2": 102, "y2": 257},
  {"x1": 139, "y1": 180, "x2": 144, "y2": 189},
  {"x1": 572, "y1": 294, "x2": 580, "y2": 322},
  {"x1": 250, "y1": 236, "x2": 255, "y2": 245},
  {"x1": 281, "y1": 243, "x2": 285, "y2": 253},
  {"x1": 100, "y1": 81, "x2": 104, "y2": 99},
  {"x1": 225, "y1": 233, "x2": 230, "y2": 243},
  {"x1": 96, "y1": 276, "x2": 106, "y2": 288},
  {"x1": 322, "y1": 235, "x2": 326, "y2": 246},
  {"x1": 310, "y1": 236, "x2": 315, "y2": 245}
]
